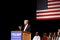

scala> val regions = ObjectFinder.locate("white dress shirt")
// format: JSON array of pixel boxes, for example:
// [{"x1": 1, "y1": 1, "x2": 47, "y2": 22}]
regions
[
  {"x1": 59, "y1": 37, "x2": 60, "y2": 40},
  {"x1": 23, "y1": 24, "x2": 28, "y2": 31},
  {"x1": 57, "y1": 36, "x2": 60, "y2": 40},
  {"x1": 33, "y1": 36, "x2": 40, "y2": 40}
]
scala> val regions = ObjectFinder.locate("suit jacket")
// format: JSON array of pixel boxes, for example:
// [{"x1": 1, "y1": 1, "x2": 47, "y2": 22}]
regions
[{"x1": 23, "y1": 24, "x2": 31, "y2": 32}]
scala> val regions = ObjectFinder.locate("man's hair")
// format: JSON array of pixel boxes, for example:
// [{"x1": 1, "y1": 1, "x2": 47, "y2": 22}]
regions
[
  {"x1": 24, "y1": 20, "x2": 29, "y2": 21},
  {"x1": 24, "y1": 20, "x2": 29, "y2": 23},
  {"x1": 36, "y1": 32, "x2": 39, "y2": 34},
  {"x1": 43, "y1": 33, "x2": 47, "y2": 35}
]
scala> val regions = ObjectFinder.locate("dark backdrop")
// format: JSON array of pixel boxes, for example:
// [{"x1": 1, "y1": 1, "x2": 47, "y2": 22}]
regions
[
  {"x1": 1, "y1": 12, "x2": 60, "y2": 40},
  {"x1": 1, "y1": 0, "x2": 60, "y2": 40}
]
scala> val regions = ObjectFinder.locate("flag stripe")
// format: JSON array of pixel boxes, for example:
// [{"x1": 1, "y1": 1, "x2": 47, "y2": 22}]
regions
[
  {"x1": 36, "y1": 12, "x2": 60, "y2": 15},
  {"x1": 37, "y1": 8, "x2": 60, "y2": 12},
  {"x1": 48, "y1": 5, "x2": 60, "y2": 8},
  {"x1": 36, "y1": 15, "x2": 60, "y2": 18},
  {"x1": 48, "y1": 1, "x2": 60, "y2": 4},
  {"x1": 37, "y1": 10, "x2": 60, "y2": 13}
]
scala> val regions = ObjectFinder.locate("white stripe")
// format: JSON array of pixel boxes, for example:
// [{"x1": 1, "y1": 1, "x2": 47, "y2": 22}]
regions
[
  {"x1": 48, "y1": 0, "x2": 53, "y2": 1},
  {"x1": 48, "y1": 5, "x2": 60, "y2": 8},
  {"x1": 36, "y1": 15, "x2": 60, "y2": 18},
  {"x1": 36, "y1": 8, "x2": 60, "y2": 12},
  {"x1": 48, "y1": 1, "x2": 60, "y2": 4},
  {"x1": 36, "y1": 12, "x2": 60, "y2": 15}
]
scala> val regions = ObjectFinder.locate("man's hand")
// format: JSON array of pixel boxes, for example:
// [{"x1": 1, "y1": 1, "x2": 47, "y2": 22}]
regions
[{"x1": 18, "y1": 26, "x2": 22, "y2": 31}]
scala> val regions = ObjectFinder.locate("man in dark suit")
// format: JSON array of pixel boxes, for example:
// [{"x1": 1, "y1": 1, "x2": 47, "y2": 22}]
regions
[{"x1": 18, "y1": 20, "x2": 31, "y2": 32}]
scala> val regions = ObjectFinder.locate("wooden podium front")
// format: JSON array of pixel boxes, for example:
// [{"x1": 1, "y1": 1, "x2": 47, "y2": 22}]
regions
[
  {"x1": 22, "y1": 31, "x2": 31, "y2": 40},
  {"x1": 11, "y1": 31, "x2": 31, "y2": 40}
]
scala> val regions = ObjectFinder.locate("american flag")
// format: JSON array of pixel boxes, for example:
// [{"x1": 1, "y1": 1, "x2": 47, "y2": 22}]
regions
[{"x1": 36, "y1": 0, "x2": 60, "y2": 20}]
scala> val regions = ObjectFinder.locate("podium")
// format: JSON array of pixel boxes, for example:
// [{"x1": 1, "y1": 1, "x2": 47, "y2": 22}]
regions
[{"x1": 11, "y1": 30, "x2": 31, "y2": 40}]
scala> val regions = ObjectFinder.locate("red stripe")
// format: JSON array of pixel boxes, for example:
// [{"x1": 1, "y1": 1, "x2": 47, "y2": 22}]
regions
[
  {"x1": 37, "y1": 14, "x2": 60, "y2": 16},
  {"x1": 48, "y1": 0, "x2": 60, "y2": 2},
  {"x1": 36, "y1": 14, "x2": 60, "y2": 16},
  {"x1": 48, "y1": 6, "x2": 60, "y2": 9},
  {"x1": 36, "y1": 18, "x2": 60, "y2": 20}
]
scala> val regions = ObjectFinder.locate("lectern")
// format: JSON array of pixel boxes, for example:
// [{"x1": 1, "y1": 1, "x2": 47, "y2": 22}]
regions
[{"x1": 11, "y1": 30, "x2": 31, "y2": 40}]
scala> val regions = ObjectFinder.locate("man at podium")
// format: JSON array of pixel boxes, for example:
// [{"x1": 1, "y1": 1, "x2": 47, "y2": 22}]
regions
[{"x1": 18, "y1": 20, "x2": 31, "y2": 32}]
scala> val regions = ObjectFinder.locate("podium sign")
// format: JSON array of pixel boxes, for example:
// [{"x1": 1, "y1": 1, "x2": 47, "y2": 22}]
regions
[
  {"x1": 11, "y1": 31, "x2": 31, "y2": 40},
  {"x1": 11, "y1": 31, "x2": 22, "y2": 40}
]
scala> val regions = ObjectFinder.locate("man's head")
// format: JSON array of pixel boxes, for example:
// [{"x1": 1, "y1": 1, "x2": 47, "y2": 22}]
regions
[
  {"x1": 49, "y1": 32, "x2": 52, "y2": 35},
  {"x1": 49, "y1": 32, "x2": 52, "y2": 37},
  {"x1": 24, "y1": 20, "x2": 29, "y2": 25},
  {"x1": 53, "y1": 32, "x2": 56, "y2": 36},
  {"x1": 58, "y1": 29, "x2": 60, "y2": 32},
  {"x1": 53, "y1": 32, "x2": 56, "y2": 37},
  {"x1": 35, "y1": 32, "x2": 39, "y2": 36},
  {"x1": 43, "y1": 33, "x2": 47, "y2": 37}
]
